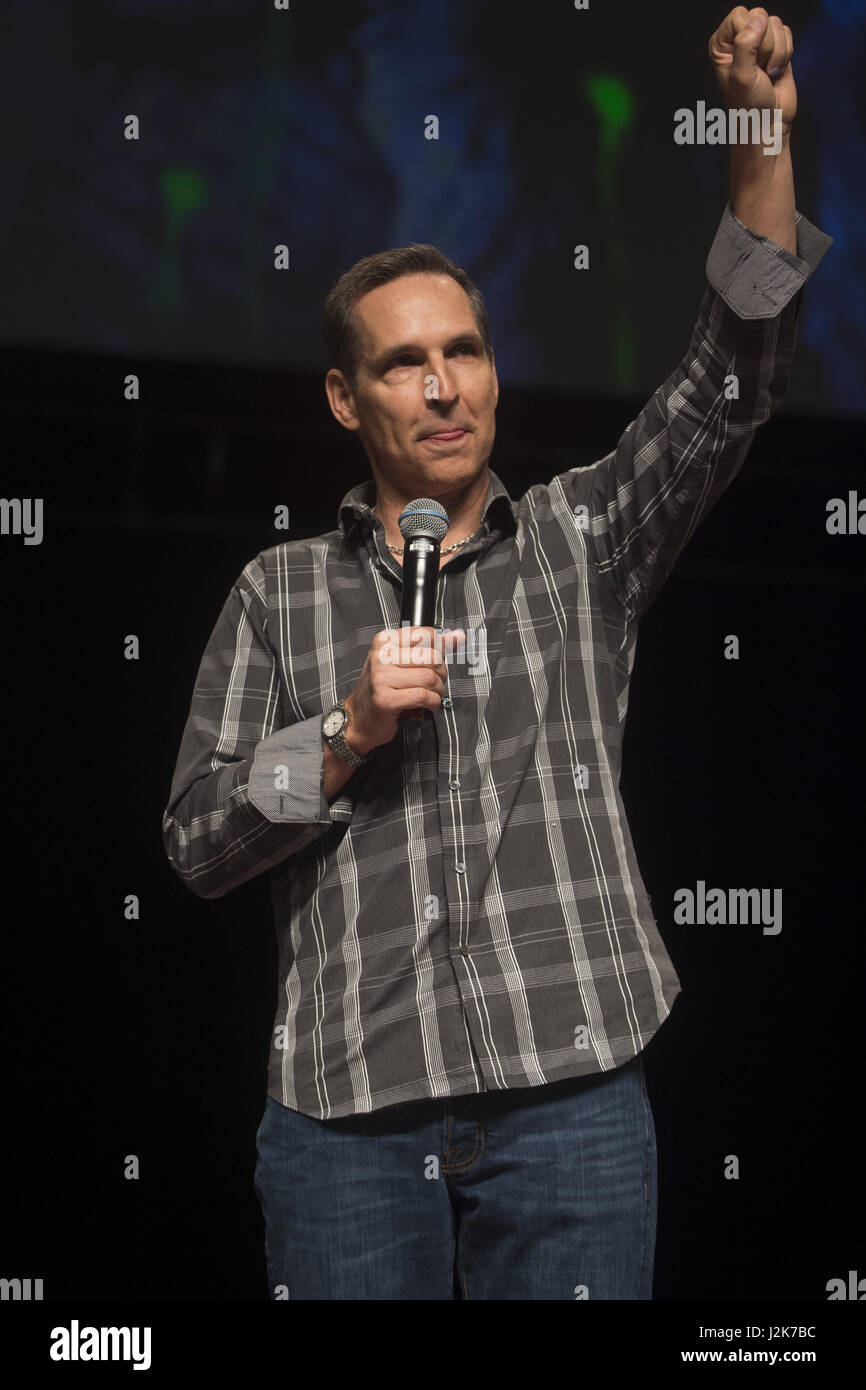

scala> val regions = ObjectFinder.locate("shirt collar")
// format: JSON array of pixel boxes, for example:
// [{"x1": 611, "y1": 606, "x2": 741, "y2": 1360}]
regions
[{"x1": 337, "y1": 467, "x2": 518, "y2": 545}]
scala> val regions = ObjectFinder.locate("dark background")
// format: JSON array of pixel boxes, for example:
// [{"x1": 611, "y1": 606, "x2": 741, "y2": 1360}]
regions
[
  {"x1": 1, "y1": 0, "x2": 864, "y2": 1302},
  {"x1": 2, "y1": 0, "x2": 865, "y2": 415}
]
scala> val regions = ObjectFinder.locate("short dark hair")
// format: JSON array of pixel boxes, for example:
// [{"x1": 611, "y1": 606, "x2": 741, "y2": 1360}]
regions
[{"x1": 321, "y1": 244, "x2": 493, "y2": 391}]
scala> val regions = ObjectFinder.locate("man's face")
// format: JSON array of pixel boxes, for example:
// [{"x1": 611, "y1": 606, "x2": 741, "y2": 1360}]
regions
[{"x1": 326, "y1": 272, "x2": 498, "y2": 497}]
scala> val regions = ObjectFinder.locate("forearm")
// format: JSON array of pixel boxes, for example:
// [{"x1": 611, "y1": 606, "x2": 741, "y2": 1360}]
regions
[
  {"x1": 730, "y1": 129, "x2": 796, "y2": 252},
  {"x1": 322, "y1": 692, "x2": 381, "y2": 800},
  {"x1": 322, "y1": 737, "x2": 360, "y2": 801}
]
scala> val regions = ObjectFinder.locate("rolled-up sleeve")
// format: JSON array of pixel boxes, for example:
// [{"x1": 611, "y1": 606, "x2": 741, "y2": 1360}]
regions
[
  {"x1": 249, "y1": 716, "x2": 332, "y2": 822},
  {"x1": 707, "y1": 199, "x2": 833, "y2": 318}
]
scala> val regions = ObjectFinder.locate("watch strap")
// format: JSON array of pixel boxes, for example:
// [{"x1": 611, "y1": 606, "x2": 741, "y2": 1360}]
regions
[{"x1": 322, "y1": 704, "x2": 372, "y2": 768}]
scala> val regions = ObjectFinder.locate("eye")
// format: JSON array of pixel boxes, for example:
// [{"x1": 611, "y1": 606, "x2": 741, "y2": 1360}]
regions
[{"x1": 386, "y1": 343, "x2": 476, "y2": 371}]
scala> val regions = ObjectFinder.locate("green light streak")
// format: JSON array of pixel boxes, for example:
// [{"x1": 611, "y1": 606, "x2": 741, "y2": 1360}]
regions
[
  {"x1": 155, "y1": 166, "x2": 210, "y2": 313},
  {"x1": 582, "y1": 75, "x2": 636, "y2": 390}
]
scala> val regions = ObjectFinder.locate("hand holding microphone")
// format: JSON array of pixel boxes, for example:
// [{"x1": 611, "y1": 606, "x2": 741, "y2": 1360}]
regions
[
  {"x1": 344, "y1": 625, "x2": 465, "y2": 752},
  {"x1": 343, "y1": 497, "x2": 465, "y2": 748}
]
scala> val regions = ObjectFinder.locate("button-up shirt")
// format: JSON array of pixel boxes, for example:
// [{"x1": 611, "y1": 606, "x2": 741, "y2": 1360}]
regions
[{"x1": 163, "y1": 200, "x2": 832, "y2": 1119}]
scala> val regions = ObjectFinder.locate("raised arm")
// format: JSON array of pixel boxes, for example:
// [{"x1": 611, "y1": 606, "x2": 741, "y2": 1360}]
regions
[
  {"x1": 552, "y1": 6, "x2": 831, "y2": 622},
  {"x1": 711, "y1": 6, "x2": 797, "y2": 250}
]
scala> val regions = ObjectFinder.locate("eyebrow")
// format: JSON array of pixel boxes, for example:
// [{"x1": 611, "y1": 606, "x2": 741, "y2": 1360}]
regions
[{"x1": 369, "y1": 330, "x2": 485, "y2": 374}]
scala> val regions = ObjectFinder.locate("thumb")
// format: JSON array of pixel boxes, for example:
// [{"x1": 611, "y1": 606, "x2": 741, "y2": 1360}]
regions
[{"x1": 731, "y1": 10, "x2": 769, "y2": 89}]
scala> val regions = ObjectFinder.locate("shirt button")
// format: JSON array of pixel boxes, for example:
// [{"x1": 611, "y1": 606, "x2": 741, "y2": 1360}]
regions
[
  {"x1": 442, "y1": 697, "x2": 453, "y2": 709},
  {"x1": 448, "y1": 779, "x2": 460, "y2": 790},
  {"x1": 455, "y1": 861, "x2": 466, "y2": 873},
  {"x1": 460, "y1": 944, "x2": 470, "y2": 957}
]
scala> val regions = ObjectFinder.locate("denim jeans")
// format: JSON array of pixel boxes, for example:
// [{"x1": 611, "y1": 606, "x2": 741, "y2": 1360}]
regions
[{"x1": 253, "y1": 1054, "x2": 657, "y2": 1300}]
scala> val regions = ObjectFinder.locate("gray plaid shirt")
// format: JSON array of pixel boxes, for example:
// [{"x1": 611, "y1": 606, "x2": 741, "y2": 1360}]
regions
[{"x1": 163, "y1": 200, "x2": 832, "y2": 1119}]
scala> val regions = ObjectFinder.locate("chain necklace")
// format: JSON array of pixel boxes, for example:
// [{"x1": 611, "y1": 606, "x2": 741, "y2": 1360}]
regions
[{"x1": 375, "y1": 510, "x2": 483, "y2": 556}]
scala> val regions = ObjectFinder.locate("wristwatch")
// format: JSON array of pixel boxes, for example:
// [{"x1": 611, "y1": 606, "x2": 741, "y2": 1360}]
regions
[{"x1": 321, "y1": 702, "x2": 373, "y2": 769}]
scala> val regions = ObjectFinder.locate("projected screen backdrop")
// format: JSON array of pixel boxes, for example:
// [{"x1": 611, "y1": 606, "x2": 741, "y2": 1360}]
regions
[{"x1": 1, "y1": 0, "x2": 863, "y2": 418}]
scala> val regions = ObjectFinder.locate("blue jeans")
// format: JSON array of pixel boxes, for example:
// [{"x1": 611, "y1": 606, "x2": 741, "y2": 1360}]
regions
[{"x1": 253, "y1": 1055, "x2": 657, "y2": 1300}]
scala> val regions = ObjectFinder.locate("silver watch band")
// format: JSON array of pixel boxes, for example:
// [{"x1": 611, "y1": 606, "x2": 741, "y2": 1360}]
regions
[
  {"x1": 322, "y1": 704, "x2": 372, "y2": 769},
  {"x1": 329, "y1": 727, "x2": 369, "y2": 768}
]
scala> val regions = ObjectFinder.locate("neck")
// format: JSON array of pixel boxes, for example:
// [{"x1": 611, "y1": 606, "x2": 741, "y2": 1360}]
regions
[{"x1": 372, "y1": 469, "x2": 489, "y2": 555}]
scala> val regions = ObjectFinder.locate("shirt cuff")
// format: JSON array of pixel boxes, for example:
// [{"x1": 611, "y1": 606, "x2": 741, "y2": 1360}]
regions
[
  {"x1": 249, "y1": 716, "x2": 331, "y2": 823},
  {"x1": 706, "y1": 199, "x2": 833, "y2": 319}
]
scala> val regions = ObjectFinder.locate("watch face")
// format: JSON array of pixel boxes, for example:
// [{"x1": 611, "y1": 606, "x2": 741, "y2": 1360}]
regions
[{"x1": 323, "y1": 708, "x2": 346, "y2": 737}]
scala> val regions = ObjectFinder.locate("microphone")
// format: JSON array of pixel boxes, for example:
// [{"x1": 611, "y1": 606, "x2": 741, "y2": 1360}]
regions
[{"x1": 397, "y1": 498, "x2": 449, "y2": 722}]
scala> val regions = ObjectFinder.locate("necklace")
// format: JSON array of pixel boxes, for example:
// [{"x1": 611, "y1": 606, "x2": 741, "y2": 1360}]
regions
[
  {"x1": 386, "y1": 527, "x2": 482, "y2": 556},
  {"x1": 375, "y1": 510, "x2": 483, "y2": 555}
]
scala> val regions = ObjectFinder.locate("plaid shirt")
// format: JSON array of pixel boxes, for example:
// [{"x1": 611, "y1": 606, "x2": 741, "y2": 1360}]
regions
[{"x1": 163, "y1": 200, "x2": 831, "y2": 1119}]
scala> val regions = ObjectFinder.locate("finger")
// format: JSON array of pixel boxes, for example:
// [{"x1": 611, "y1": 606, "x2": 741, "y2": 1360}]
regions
[
  {"x1": 404, "y1": 667, "x2": 444, "y2": 691},
  {"x1": 765, "y1": 15, "x2": 789, "y2": 77},
  {"x1": 399, "y1": 690, "x2": 441, "y2": 716},
  {"x1": 730, "y1": 7, "x2": 770, "y2": 89},
  {"x1": 377, "y1": 635, "x2": 442, "y2": 669},
  {"x1": 406, "y1": 625, "x2": 464, "y2": 652},
  {"x1": 709, "y1": 5, "x2": 751, "y2": 56},
  {"x1": 389, "y1": 667, "x2": 445, "y2": 693},
  {"x1": 755, "y1": 11, "x2": 777, "y2": 66},
  {"x1": 401, "y1": 627, "x2": 439, "y2": 665},
  {"x1": 395, "y1": 647, "x2": 447, "y2": 670}
]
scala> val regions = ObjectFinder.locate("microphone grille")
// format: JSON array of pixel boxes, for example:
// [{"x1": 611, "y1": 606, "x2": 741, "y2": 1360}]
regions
[{"x1": 398, "y1": 498, "x2": 449, "y2": 543}]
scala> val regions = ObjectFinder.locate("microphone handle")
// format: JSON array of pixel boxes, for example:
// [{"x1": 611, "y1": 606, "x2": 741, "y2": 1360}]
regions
[{"x1": 399, "y1": 536, "x2": 441, "y2": 722}]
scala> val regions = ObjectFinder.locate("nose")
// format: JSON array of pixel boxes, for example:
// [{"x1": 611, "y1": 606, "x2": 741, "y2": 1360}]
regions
[{"x1": 428, "y1": 355, "x2": 459, "y2": 404}]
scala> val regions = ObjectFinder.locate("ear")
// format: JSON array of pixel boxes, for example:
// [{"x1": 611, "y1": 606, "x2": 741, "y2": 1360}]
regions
[{"x1": 325, "y1": 368, "x2": 361, "y2": 433}]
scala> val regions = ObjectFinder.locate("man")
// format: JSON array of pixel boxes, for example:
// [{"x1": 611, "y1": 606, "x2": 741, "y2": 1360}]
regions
[{"x1": 163, "y1": 8, "x2": 831, "y2": 1299}]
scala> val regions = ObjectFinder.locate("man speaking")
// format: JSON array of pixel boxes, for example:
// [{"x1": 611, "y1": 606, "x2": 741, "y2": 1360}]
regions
[{"x1": 163, "y1": 8, "x2": 831, "y2": 1300}]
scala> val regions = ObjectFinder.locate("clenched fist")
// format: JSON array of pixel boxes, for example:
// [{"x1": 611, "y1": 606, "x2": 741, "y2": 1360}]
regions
[{"x1": 709, "y1": 7, "x2": 796, "y2": 137}]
